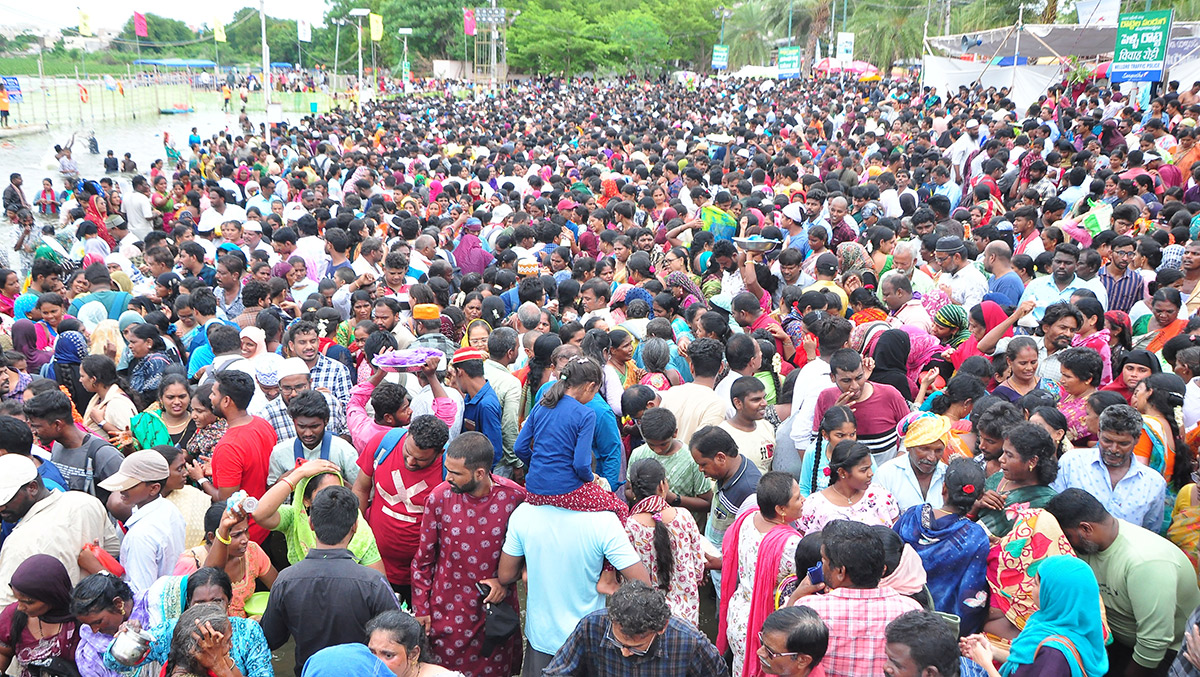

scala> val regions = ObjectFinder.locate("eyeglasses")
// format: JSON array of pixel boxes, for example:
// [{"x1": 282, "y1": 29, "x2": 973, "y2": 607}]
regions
[
  {"x1": 758, "y1": 633, "x2": 800, "y2": 660},
  {"x1": 1112, "y1": 249, "x2": 1135, "y2": 258},
  {"x1": 604, "y1": 625, "x2": 654, "y2": 657},
  {"x1": 279, "y1": 384, "x2": 309, "y2": 395}
]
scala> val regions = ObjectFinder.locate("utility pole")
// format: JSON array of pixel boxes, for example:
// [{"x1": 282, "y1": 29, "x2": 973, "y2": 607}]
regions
[
  {"x1": 350, "y1": 8, "x2": 370, "y2": 112},
  {"x1": 261, "y1": 0, "x2": 271, "y2": 109},
  {"x1": 490, "y1": 0, "x2": 498, "y2": 92},
  {"x1": 332, "y1": 20, "x2": 342, "y2": 83}
]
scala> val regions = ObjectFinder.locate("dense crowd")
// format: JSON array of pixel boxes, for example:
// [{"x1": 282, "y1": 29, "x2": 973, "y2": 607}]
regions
[{"x1": 4, "y1": 72, "x2": 1200, "y2": 677}]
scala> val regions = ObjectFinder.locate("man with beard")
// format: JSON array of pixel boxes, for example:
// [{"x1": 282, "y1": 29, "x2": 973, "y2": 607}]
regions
[
  {"x1": 266, "y1": 389, "x2": 359, "y2": 486},
  {"x1": 1100, "y1": 235, "x2": 1145, "y2": 314},
  {"x1": 1035, "y1": 302, "x2": 1082, "y2": 383},
  {"x1": 411, "y1": 432, "x2": 526, "y2": 676},
  {"x1": 210, "y1": 369, "x2": 277, "y2": 544},
  {"x1": 1051, "y1": 404, "x2": 1165, "y2": 531},
  {"x1": 1019, "y1": 243, "x2": 1108, "y2": 322},
  {"x1": 287, "y1": 319, "x2": 353, "y2": 407},
  {"x1": 1046, "y1": 487, "x2": 1199, "y2": 676}
]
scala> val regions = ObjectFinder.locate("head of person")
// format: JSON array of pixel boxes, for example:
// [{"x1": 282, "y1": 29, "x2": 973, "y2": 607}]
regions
[
  {"x1": 401, "y1": 415, "x2": 450, "y2": 472},
  {"x1": 758, "y1": 471, "x2": 805, "y2": 524},
  {"x1": 1001, "y1": 421, "x2": 1059, "y2": 487},
  {"x1": 821, "y1": 519, "x2": 886, "y2": 590},
  {"x1": 1041, "y1": 303, "x2": 1081, "y2": 352},
  {"x1": 287, "y1": 390, "x2": 330, "y2": 449},
  {"x1": 70, "y1": 574, "x2": 135, "y2": 636},
  {"x1": 883, "y1": 611, "x2": 962, "y2": 677},
  {"x1": 732, "y1": 376, "x2": 768, "y2": 422},
  {"x1": 444, "y1": 431, "x2": 494, "y2": 495},
  {"x1": 1118, "y1": 350, "x2": 1160, "y2": 392},
  {"x1": 211, "y1": 370, "x2": 255, "y2": 417},
  {"x1": 828, "y1": 349, "x2": 868, "y2": 399},
  {"x1": 898, "y1": 414, "x2": 950, "y2": 477},
  {"x1": 581, "y1": 580, "x2": 669, "y2": 660},
  {"x1": 689, "y1": 425, "x2": 740, "y2": 481},
  {"x1": 1095, "y1": 403, "x2": 1144, "y2": 471},
  {"x1": 1045, "y1": 488, "x2": 1113, "y2": 555},
  {"x1": 307, "y1": 484, "x2": 359, "y2": 547},
  {"x1": 827, "y1": 440, "x2": 873, "y2": 492},
  {"x1": 758, "y1": 606, "x2": 829, "y2": 677},
  {"x1": 365, "y1": 610, "x2": 436, "y2": 674},
  {"x1": 165, "y1": 603, "x2": 232, "y2": 677}
]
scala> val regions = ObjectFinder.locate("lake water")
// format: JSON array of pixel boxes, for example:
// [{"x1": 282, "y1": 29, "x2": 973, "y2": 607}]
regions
[{"x1": 0, "y1": 107, "x2": 302, "y2": 269}]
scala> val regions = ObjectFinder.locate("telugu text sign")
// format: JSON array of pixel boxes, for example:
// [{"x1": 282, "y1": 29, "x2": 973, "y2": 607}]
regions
[{"x1": 1110, "y1": 10, "x2": 1173, "y2": 83}]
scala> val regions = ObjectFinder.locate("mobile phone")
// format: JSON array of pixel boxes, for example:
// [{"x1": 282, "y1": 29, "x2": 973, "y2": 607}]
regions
[
  {"x1": 475, "y1": 581, "x2": 490, "y2": 597},
  {"x1": 806, "y1": 562, "x2": 824, "y2": 586}
]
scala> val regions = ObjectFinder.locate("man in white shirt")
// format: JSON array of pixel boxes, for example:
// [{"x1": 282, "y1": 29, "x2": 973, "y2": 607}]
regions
[
  {"x1": 197, "y1": 187, "x2": 246, "y2": 235},
  {"x1": 934, "y1": 236, "x2": 988, "y2": 310},
  {"x1": 98, "y1": 450, "x2": 185, "y2": 595},
  {"x1": 125, "y1": 175, "x2": 158, "y2": 238},
  {"x1": 352, "y1": 237, "x2": 385, "y2": 278},
  {"x1": 948, "y1": 119, "x2": 982, "y2": 183}
]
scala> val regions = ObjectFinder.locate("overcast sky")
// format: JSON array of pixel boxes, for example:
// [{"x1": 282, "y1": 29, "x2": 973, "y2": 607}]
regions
[{"x1": 1, "y1": 0, "x2": 332, "y2": 32}]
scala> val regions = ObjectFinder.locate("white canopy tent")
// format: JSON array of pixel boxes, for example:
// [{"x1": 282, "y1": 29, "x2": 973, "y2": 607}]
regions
[{"x1": 928, "y1": 21, "x2": 1200, "y2": 60}]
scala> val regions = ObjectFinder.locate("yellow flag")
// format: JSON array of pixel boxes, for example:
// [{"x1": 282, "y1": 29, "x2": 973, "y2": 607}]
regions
[
  {"x1": 369, "y1": 12, "x2": 383, "y2": 41},
  {"x1": 78, "y1": 9, "x2": 93, "y2": 37},
  {"x1": 214, "y1": 19, "x2": 226, "y2": 43}
]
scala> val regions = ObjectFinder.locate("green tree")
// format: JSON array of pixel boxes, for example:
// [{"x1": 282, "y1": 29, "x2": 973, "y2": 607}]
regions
[
  {"x1": 844, "y1": 0, "x2": 924, "y2": 70},
  {"x1": 112, "y1": 13, "x2": 197, "y2": 54},
  {"x1": 727, "y1": 0, "x2": 775, "y2": 67},
  {"x1": 602, "y1": 9, "x2": 668, "y2": 75},
  {"x1": 506, "y1": 0, "x2": 610, "y2": 76}
]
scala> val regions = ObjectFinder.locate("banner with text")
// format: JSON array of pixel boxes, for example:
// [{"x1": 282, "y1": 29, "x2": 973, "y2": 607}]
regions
[
  {"x1": 712, "y1": 44, "x2": 729, "y2": 70},
  {"x1": 836, "y1": 32, "x2": 854, "y2": 63},
  {"x1": 778, "y1": 46, "x2": 801, "y2": 79},
  {"x1": 1110, "y1": 10, "x2": 1173, "y2": 83},
  {"x1": 298, "y1": 20, "x2": 311, "y2": 42}
]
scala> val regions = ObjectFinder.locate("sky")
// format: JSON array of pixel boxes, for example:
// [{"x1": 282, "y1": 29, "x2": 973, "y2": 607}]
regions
[{"x1": 0, "y1": 0, "x2": 333, "y2": 32}]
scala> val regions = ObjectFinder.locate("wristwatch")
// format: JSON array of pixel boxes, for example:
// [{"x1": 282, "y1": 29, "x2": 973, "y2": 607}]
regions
[{"x1": 669, "y1": 493, "x2": 682, "y2": 507}]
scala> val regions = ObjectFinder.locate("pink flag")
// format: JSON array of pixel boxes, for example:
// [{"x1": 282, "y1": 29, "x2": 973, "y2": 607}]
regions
[
  {"x1": 134, "y1": 12, "x2": 148, "y2": 37},
  {"x1": 463, "y1": 8, "x2": 475, "y2": 36}
]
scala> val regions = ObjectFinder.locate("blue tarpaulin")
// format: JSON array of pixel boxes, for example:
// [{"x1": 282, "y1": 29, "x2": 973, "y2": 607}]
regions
[
  {"x1": 133, "y1": 59, "x2": 218, "y2": 68},
  {"x1": 270, "y1": 62, "x2": 293, "y2": 69},
  {"x1": 990, "y1": 56, "x2": 1030, "y2": 66}
]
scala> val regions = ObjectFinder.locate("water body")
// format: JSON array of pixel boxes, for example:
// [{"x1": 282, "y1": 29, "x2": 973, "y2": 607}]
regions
[{"x1": 0, "y1": 108, "x2": 300, "y2": 269}]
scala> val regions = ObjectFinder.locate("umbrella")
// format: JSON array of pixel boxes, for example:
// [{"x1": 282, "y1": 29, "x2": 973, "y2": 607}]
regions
[
  {"x1": 859, "y1": 73, "x2": 882, "y2": 82},
  {"x1": 1093, "y1": 61, "x2": 1111, "y2": 77},
  {"x1": 815, "y1": 58, "x2": 879, "y2": 74}
]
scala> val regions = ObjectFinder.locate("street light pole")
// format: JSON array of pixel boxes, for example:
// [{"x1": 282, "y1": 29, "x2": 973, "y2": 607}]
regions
[
  {"x1": 260, "y1": 0, "x2": 271, "y2": 109},
  {"x1": 788, "y1": 0, "x2": 794, "y2": 45},
  {"x1": 349, "y1": 8, "x2": 370, "y2": 113},
  {"x1": 332, "y1": 20, "x2": 342, "y2": 83}
]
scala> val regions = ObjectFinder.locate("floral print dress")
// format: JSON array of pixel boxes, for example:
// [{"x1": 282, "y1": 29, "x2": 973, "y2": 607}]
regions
[
  {"x1": 797, "y1": 484, "x2": 900, "y2": 536},
  {"x1": 625, "y1": 508, "x2": 706, "y2": 626}
]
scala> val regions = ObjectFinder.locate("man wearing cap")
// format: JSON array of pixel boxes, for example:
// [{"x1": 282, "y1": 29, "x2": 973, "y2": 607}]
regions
[
  {"x1": 449, "y1": 348, "x2": 504, "y2": 468},
  {"x1": 410, "y1": 304, "x2": 461, "y2": 358},
  {"x1": 933, "y1": 237, "x2": 987, "y2": 310},
  {"x1": 803, "y1": 253, "x2": 850, "y2": 315},
  {"x1": 100, "y1": 449, "x2": 186, "y2": 594},
  {"x1": 254, "y1": 352, "x2": 347, "y2": 437},
  {"x1": 0, "y1": 454, "x2": 119, "y2": 608},
  {"x1": 780, "y1": 202, "x2": 811, "y2": 257}
]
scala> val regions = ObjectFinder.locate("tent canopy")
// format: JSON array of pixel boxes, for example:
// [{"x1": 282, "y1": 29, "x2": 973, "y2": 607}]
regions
[
  {"x1": 270, "y1": 62, "x2": 293, "y2": 69},
  {"x1": 133, "y1": 59, "x2": 217, "y2": 68},
  {"x1": 929, "y1": 22, "x2": 1200, "y2": 59}
]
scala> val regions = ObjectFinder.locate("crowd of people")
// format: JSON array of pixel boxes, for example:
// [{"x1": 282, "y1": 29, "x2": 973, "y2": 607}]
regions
[{"x1": 4, "y1": 71, "x2": 1200, "y2": 677}]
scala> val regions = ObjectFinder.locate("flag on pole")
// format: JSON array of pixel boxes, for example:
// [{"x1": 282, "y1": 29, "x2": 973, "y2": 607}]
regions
[
  {"x1": 298, "y1": 19, "x2": 311, "y2": 42},
  {"x1": 214, "y1": 19, "x2": 226, "y2": 42},
  {"x1": 463, "y1": 8, "x2": 476, "y2": 36},
  {"x1": 134, "y1": 12, "x2": 147, "y2": 37},
  {"x1": 78, "y1": 9, "x2": 93, "y2": 37},
  {"x1": 369, "y1": 13, "x2": 383, "y2": 41}
]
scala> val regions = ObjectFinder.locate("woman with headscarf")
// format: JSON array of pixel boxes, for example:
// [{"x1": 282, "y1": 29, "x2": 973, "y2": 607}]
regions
[
  {"x1": 1101, "y1": 349, "x2": 1161, "y2": 403},
  {"x1": 933, "y1": 304, "x2": 973, "y2": 350},
  {"x1": 870, "y1": 329, "x2": 914, "y2": 401},
  {"x1": 836, "y1": 241, "x2": 872, "y2": 279},
  {"x1": 0, "y1": 554, "x2": 80, "y2": 677},
  {"x1": 665, "y1": 271, "x2": 705, "y2": 310},
  {"x1": 948, "y1": 300, "x2": 1013, "y2": 368},
  {"x1": 84, "y1": 196, "x2": 116, "y2": 248},
  {"x1": 964, "y1": 555, "x2": 1109, "y2": 677},
  {"x1": 46, "y1": 330, "x2": 93, "y2": 413},
  {"x1": 850, "y1": 320, "x2": 890, "y2": 357},
  {"x1": 11, "y1": 320, "x2": 52, "y2": 374},
  {"x1": 453, "y1": 219, "x2": 494, "y2": 276}
]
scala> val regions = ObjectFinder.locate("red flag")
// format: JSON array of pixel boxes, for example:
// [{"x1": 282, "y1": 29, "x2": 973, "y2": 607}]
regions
[
  {"x1": 463, "y1": 8, "x2": 475, "y2": 36},
  {"x1": 134, "y1": 12, "x2": 147, "y2": 37}
]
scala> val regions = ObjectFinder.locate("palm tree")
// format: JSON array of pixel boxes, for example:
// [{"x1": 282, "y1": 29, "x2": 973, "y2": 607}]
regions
[
  {"x1": 804, "y1": 0, "x2": 831, "y2": 74},
  {"x1": 728, "y1": 0, "x2": 776, "y2": 67},
  {"x1": 846, "y1": 0, "x2": 925, "y2": 70}
]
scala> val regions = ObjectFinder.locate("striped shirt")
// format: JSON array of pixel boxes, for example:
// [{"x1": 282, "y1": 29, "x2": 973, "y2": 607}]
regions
[
  {"x1": 811, "y1": 383, "x2": 911, "y2": 462},
  {"x1": 1100, "y1": 266, "x2": 1146, "y2": 314}
]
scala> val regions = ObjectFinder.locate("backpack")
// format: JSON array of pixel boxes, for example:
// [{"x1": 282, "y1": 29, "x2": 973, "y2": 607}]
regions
[{"x1": 372, "y1": 427, "x2": 409, "y2": 470}]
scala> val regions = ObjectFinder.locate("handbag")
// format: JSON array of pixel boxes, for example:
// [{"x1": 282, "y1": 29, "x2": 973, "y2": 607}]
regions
[{"x1": 480, "y1": 601, "x2": 520, "y2": 656}]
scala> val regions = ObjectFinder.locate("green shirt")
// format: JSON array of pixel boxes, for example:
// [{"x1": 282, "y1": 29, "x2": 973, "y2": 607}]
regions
[
  {"x1": 628, "y1": 440, "x2": 710, "y2": 498},
  {"x1": 273, "y1": 473, "x2": 383, "y2": 567},
  {"x1": 1083, "y1": 519, "x2": 1200, "y2": 668}
]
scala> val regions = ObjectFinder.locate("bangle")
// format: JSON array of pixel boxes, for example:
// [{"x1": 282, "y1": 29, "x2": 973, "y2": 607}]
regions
[
  {"x1": 215, "y1": 530, "x2": 232, "y2": 545},
  {"x1": 282, "y1": 477, "x2": 296, "y2": 491},
  {"x1": 198, "y1": 477, "x2": 211, "y2": 485}
]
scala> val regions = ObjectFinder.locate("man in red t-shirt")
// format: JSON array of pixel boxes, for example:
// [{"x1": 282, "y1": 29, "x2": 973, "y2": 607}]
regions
[
  {"x1": 353, "y1": 414, "x2": 449, "y2": 605},
  {"x1": 211, "y1": 370, "x2": 278, "y2": 543}
]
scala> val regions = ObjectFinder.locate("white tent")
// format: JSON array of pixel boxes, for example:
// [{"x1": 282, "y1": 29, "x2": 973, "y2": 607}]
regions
[
  {"x1": 921, "y1": 56, "x2": 1064, "y2": 109},
  {"x1": 929, "y1": 21, "x2": 1200, "y2": 60}
]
